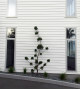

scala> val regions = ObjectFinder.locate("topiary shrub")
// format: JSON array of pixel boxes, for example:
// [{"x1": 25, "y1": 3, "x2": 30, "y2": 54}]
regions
[
  {"x1": 8, "y1": 67, "x2": 14, "y2": 73},
  {"x1": 75, "y1": 77, "x2": 80, "y2": 83},
  {"x1": 23, "y1": 68, "x2": 27, "y2": 74},
  {"x1": 25, "y1": 26, "x2": 50, "y2": 75},
  {"x1": 43, "y1": 72, "x2": 48, "y2": 78},
  {"x1": 59, "y1": 73, "x2": 66, "y2": 80}
]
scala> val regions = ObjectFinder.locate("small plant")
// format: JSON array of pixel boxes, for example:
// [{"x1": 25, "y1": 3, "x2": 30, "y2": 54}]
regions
[
  {"x1": 59, "y1": 73, "x2": 66, "y2": 80},
  {"x1": 44, "y1": 72, "x2": 48, "y2": 78},
  {"x1": 31, "y1": 69, "x2": 34, "y2": 74},
  {"x1": 23, "y1": 68, "x2": 27, "y2": 74},
  {"x1": 75, "y1": 77, "x2": 80, "y2": 83},
  {"x1": 8, "y1": 67, "x2": 14, "y2": 73}
]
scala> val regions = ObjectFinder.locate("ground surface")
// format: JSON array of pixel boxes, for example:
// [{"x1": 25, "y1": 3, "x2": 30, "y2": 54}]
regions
[{"x1": 0, "y1": 77, "x2": 78, "y2": 89}]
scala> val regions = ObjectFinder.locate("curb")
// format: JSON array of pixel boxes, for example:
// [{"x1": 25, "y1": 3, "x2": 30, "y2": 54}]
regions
[{"x1": 0, "y1": 73, "x2": 80, "y2": 89}]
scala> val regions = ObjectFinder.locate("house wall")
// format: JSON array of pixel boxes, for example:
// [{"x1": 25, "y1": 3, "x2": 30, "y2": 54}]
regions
[{"x1": 0, "y1": 0, "x2": 80, "y2": 74}]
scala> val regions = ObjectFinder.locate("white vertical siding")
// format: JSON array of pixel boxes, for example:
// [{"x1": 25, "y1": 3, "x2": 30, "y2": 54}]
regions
[{"x1": 0, "y1": 0, "x2": 80, "y2": 73}]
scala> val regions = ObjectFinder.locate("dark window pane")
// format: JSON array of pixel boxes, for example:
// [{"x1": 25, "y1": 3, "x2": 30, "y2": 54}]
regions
[
  {"x1": 6, "y1": 40, "x2": 14, "y2": 68},
  {"x1": 66, "y1": 28, "x2": 76, "y2": 39},
  {"x1": 67, "y1": 40, "x2": 76, "y2": 70},
  {"x1": 7, "y1": 28, "x2": 15, "y2": 38}
]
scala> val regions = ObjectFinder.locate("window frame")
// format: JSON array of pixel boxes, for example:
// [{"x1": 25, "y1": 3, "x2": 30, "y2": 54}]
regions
[
  {"x1": 5, "y1": 27, "x2": 16, "y2": 70},
  {"x1": 7, "y1": 0, "x2": 17, "y2": 18},
  {"x1": 66, "y1": 27, "x2": 77, "y2": 72},
  {"x1": 66, "y1": 0, "x2": 76, "y2": 18}
]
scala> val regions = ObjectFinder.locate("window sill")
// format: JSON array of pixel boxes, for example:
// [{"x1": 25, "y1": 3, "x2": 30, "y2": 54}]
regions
[
  {"x1": 66, "y1": 71, "x2": 77, "y2": 74},
  {"x1": 6, "y1": 17, "x2": 17, "y2": 18},
  {"x1": 65, "y1": 16, "x2": 77, "y2": 18}
]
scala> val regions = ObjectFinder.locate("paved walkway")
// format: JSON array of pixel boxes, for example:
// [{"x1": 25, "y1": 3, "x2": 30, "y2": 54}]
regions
[{"x1": 0, "y1": 77, "x2": 78, "y2": 89}]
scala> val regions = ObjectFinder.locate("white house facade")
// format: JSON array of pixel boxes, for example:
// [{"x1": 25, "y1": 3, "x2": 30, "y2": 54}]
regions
[{"x1": 0, "y1": 0, "x2": 80, "y2": 74}]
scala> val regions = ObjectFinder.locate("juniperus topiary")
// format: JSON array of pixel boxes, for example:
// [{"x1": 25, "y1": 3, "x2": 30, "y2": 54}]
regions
[
  {"x1": 44, "y1": 72, "x2": 48, "y2": 78},
  {"x1": 75, "y1": 77, "x2": 80, "y2": 83},
  {"x1": 23, "y1": 68, "x2": 27, "y2": 74},
  {"x1": 59, "y1": 73, "x2": 66, "y2": 80},
  {"x1": 8, "y1": 67, "x2": 14, "y2": 73},
  {"x1": 25, "y1": 26, "x2": 50, "y2": 74}
]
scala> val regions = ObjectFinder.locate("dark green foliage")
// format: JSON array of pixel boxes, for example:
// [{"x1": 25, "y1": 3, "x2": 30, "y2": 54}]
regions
[
  {"x1": 30, "y1": 62, "x2": 33, "y2": 66},
  {"x1": 25, "y1": 57, "x2": 29, "y2": 60},
  {"x1": 40, "y1": 53, "x2": 42, "y2": 55},
  {"x1": 44, "y1": 72, "x2": 48, "y2": 78},
  {"x1": 35, "y1": 59, "x2": 38, "y2": 64},
  {"x1": 75, "y1": 77, "x2": 80, "y2": 83},
  {"x1": 8, "y1": 67, "x2": 14, "y2": 73},
  {"x1": 23, "y1": 68, "x2": 27, "y2": 74},
  {"x1": 40, "y1": 66, "x2": 43, "y2": 70},
  {"x1": 59, "y1": 74, "x2": 66, "y2": 80},
  {"x1": 25, "y1": 26, "x2": 50, "y2": 74},
  {"x1": 34, "y1": 54, "x2": 37, "y2": 57},
  {"x1": 34, "y1": 26, "x2": 38, "y2": 30},
  {"x1": 31, "y1": 57, "x2": 34, "y2": 60},
  {"x1": 45, "y1": 47, "x2": 49, "y2": 50},
  {"x1": 37, "y1": 44, "x2": 43, "y2": 50},
  {"x1": 47, "y1": 59, "x2": 50, "y2": 62},
  {"x1": 43, "y1": 63, "x2": 46, "y2": 66},
  {"x1": 35, "y1": 31, "x2": 38, "y2": 35},
  {"x1": 34, "y1": 49, "x2": 37, "y2": 52},
  {"x1": 34, "y1": 66, "x2": 38, "y2": 69},
  {"x1": 37, "y1": 37, "x2": 42, "y2": 41},
  {"x1": 31, "y1": 69, "x2": 34, "y2": 74},
  {"x1": 39, "y1": 61, "x2": 43, "y2": 64}
]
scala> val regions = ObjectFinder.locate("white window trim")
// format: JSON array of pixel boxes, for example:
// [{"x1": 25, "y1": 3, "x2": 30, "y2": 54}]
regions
[
  {"x1": 65, "y1": 0, "x2": 76, "y2": 18},
  {"x1": 6, "y1": 0, "x2": 17, "y2": 18}
]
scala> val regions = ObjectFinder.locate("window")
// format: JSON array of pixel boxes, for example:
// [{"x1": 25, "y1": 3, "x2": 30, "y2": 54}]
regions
[
  {"x1": 7, "y1": 28, "x2": 15, "y2": 38},
  {"x1": 8, "y1": 0, "x2": 16, "y2": 17},
  {"x1": 6, "y1": 27, "x2": 15, "y2": 68},
  {"x1": 67, "y1": 0, "x2": 75, "y2": 17},
  {"x1": 66, "y1": 28, "x2": 76, "y2": 71}
]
